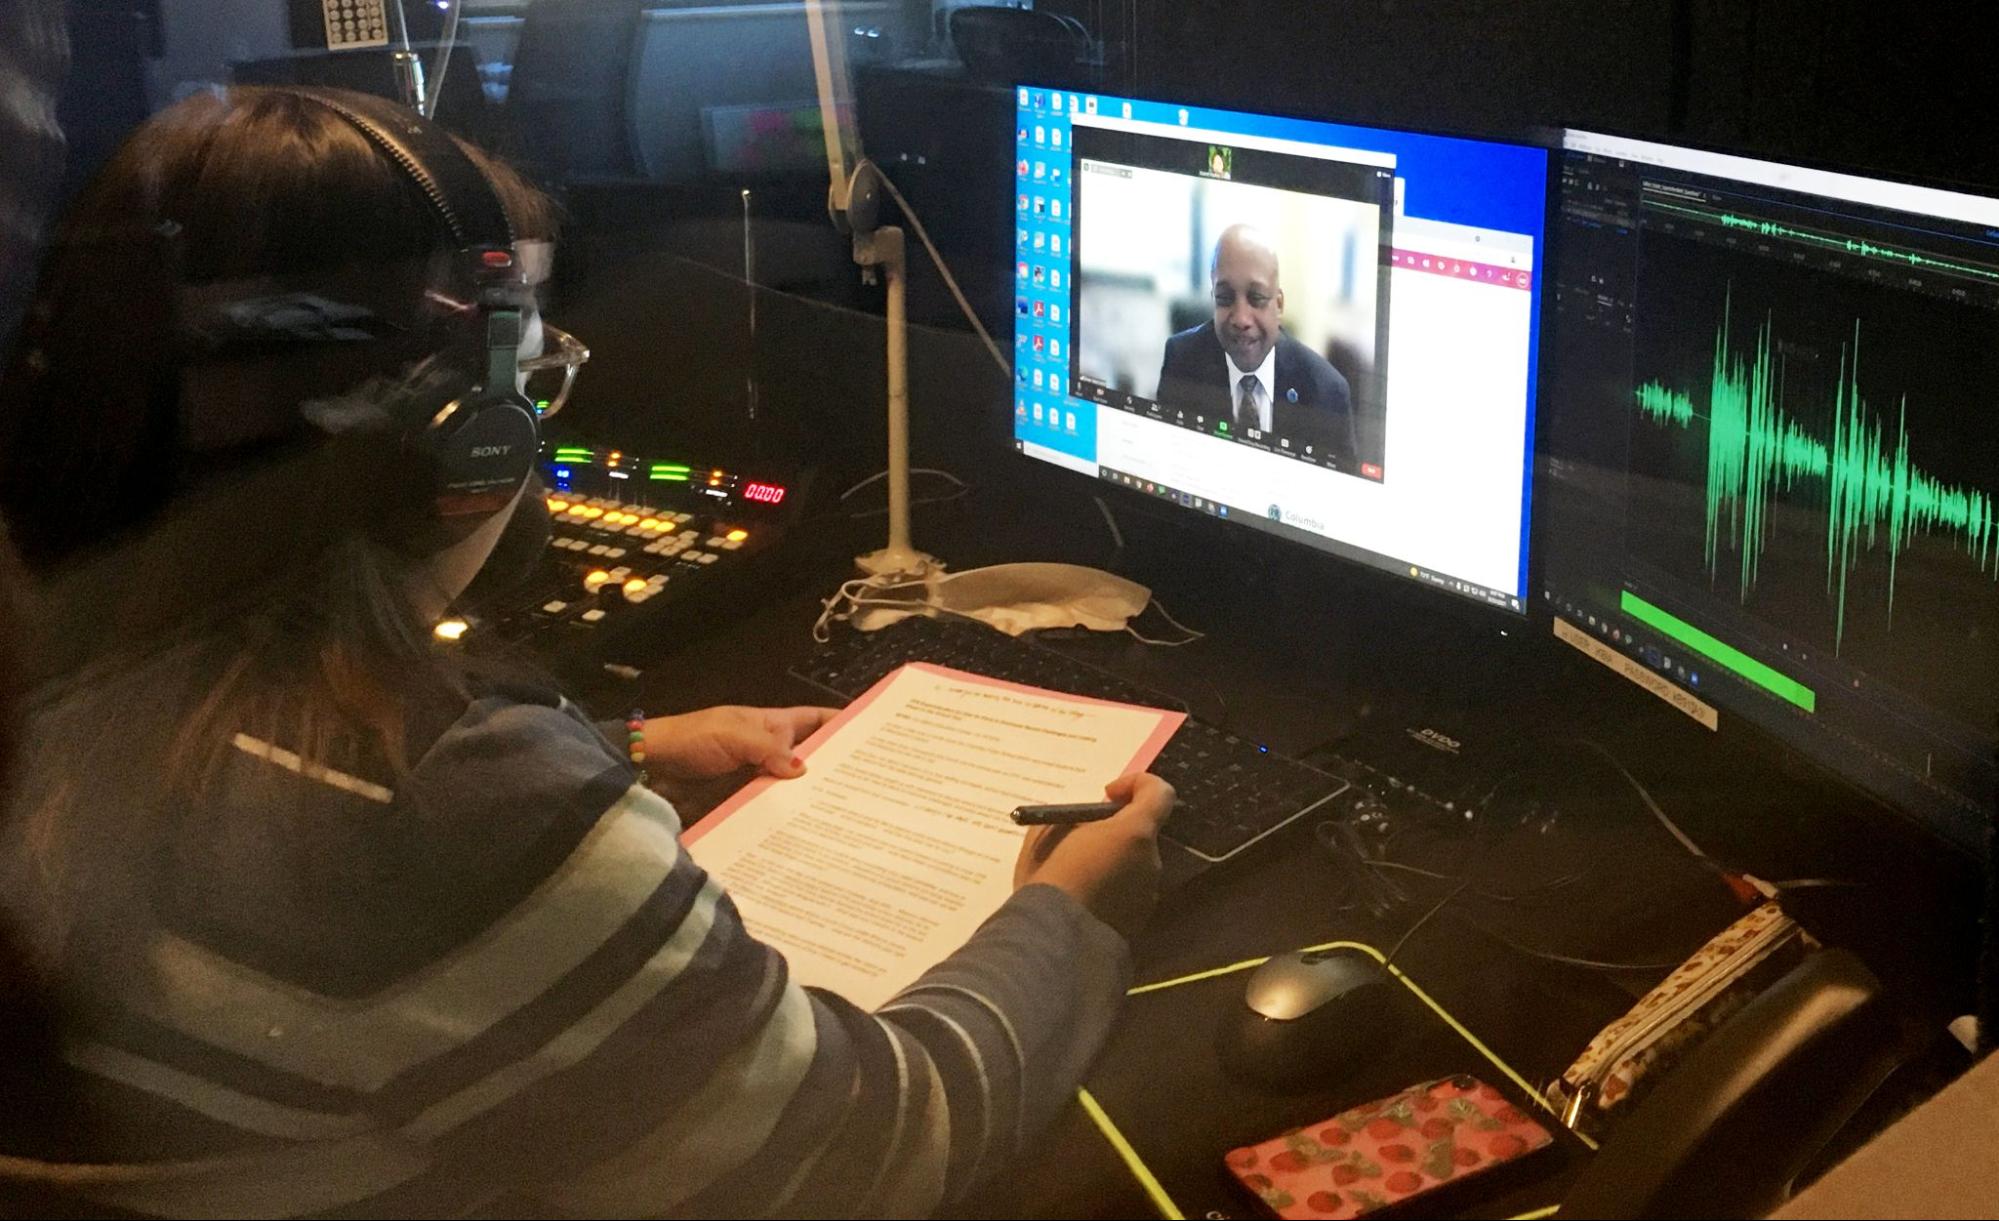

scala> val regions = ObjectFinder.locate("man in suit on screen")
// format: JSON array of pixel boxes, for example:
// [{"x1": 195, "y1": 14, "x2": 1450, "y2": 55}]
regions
[{"x1": 1157, "y1": 224, "x2": 1358, "y2": 466}]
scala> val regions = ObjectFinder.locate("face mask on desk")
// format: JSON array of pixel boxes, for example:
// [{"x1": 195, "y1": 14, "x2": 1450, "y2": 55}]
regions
[{"x1": 850, "y1": 562, "x2": 1153, "y2": 636}]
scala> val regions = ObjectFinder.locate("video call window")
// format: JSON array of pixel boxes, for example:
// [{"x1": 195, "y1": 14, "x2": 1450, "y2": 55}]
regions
[{"x1": 1070, "y1": 124, "x2": 1395, "y2": 481}]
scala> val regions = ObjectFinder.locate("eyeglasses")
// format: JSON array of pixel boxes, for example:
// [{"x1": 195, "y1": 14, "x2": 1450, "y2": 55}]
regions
[{"x1": 518, "y1": 323, "x2": 590, "y2": 418}]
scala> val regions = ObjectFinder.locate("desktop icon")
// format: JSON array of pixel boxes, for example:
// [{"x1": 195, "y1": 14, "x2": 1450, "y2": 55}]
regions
[
  {"x1": 1050, "y1": 304, "x2": 1062, "y2": 322},
  {"x1": 1121, "y1": 101, "x2": 1132, "y2": 118},
  {"x1": 1050, "y1": 339, "x2": 1061, "y2": 357},
  {"x1": 1033, "y1": 198, "x2": 1046, "y2": 215},
  {"x1": 1017, "y1": 227, "x2": 1028, "y2": 247},
  {"x1": 1032, "y1": 403, "x2": 1044, "y2": 421},
  {"x1": 1050, "y1": 270, "x2": 1062, "y2": 288},
  {"x1": 1033, "y1": 162, "x2": 1046, "y2": 180},
  {"x1": 1032, "y1": 369, "x2": 1045, "y2": 388},
  {"x1": 1018, "y1": 88, "x2": 1029, "y2": 106},
  {"x1": 1032, "y1": 267, "x2": 1045, "y2": 285},
  {"x1": 1052, "y1": 129, "x2": 1063, "y2": 149},
  {"x1": 1034, "y1": 125, "x2": 1046, "y2": 143},
  {"x1": 1086, "y1": 96, "x2": 1098, "y2": 114},
  {"x1": 1018, "y1": 194, "x2": 1029, "y2": 211},
  {"x1": 1033, "y1": 300, "x2": 1046, "y2": 318},
  {"x1": 1065, "y1": 411, "x2": 1077, "y2": 430},
  {"x1": 1033, "y1": 232, "x2": 1046, "y2": 250},
  {"x1": 1018, "y1": 159, "x2": 1029, "y2": 178},
  {"x1": 1051, "y1": 235, "x2": 1062, "y2": 254}
]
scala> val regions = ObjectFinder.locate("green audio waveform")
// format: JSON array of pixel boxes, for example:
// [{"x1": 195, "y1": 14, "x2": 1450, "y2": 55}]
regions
[
  {"x1": 1645, "y1": 198, "x2": 1999, "y2": 284},
  {"x1": 1636, "y1": 286, "x2": 1999, "y2": 651}
]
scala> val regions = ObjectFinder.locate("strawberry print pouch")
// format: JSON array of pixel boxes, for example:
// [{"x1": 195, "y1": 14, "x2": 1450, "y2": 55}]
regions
[{"x1": 1223, "y1": 1076, "x2": 1554, "y2": 1219}]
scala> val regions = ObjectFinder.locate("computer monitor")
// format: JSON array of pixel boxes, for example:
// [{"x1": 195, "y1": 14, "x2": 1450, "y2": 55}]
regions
[
  {"x1": 1010, "y1": 88, "x2": 1550, "y2": 613},
  {"x1": 1543, "y1": 130, "x2": 1999, "y2": 851}
]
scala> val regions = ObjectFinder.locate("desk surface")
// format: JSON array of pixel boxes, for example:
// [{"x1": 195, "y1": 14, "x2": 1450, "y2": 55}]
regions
[{"x1": 567, "y1": 480, "x2": 1981, "y2": 1218}]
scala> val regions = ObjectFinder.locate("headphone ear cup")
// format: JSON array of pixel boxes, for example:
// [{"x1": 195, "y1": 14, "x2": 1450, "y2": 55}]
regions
[{"x1": 421, "y1": 387, "x2": 538, "y2": 546}]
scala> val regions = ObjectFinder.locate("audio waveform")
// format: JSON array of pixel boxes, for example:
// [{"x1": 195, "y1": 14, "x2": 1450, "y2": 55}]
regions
[
  {"x1": 1635, "y1": 287, "x2": 1999, "y2": 651},
  {"x1": 1644, "y1": 198, "x2": 1999, "y2": 284}
]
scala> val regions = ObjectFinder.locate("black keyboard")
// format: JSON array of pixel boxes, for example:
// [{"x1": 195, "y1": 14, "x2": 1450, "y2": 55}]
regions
[{"x1": 791, "y1": 617, "x2": 1348, "y2": 866}]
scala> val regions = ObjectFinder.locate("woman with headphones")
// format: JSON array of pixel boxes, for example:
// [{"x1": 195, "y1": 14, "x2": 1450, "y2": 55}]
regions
[{"x1": 0, "y1": 87, "x2": 1172, "y2": 1215}]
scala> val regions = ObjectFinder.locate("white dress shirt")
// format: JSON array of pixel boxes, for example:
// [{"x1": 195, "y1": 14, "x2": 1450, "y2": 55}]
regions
[{"x1": 1225, "y1": 343, "x2": 1277, "y2": 434}]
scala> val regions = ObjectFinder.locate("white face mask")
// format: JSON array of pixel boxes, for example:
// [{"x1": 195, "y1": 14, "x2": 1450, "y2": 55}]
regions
[
  {"x1": 415, "y1": 475, "x2": 530, "y2": 617},
  {"x1": 849, "y1": 562, "x2": 1152, "y2": 636},
  {"x1": 515, "y1": 307, "x2": 545, "y2": 398}
]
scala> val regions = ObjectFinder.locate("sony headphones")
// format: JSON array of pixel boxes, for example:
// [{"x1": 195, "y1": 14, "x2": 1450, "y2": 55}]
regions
[{"x1": 258, "y1": 87, "x2": 542, "y2": 557}]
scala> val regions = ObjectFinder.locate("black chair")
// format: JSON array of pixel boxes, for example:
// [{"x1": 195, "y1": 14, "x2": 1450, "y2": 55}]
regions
[
  {"x1": 505, "y1": 0, "x2": 651, "y2": 184},
  {"x1": 949, "y1": 6, "x2": 1094, "y2": 90},
  {"x1": 1562, "y1": 949, "x2": 1924, "y2": 1218}
]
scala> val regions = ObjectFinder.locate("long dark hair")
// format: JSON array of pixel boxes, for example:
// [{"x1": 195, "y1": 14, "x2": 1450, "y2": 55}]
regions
[{"x1": 0, "y1": 88, "x2": 557, "y2": 966}]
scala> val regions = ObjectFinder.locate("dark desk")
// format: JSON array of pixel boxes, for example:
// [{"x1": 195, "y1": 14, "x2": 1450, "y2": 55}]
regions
[{"x1": 569, "y1": 479, "x2": 1981, "y2": 1219}]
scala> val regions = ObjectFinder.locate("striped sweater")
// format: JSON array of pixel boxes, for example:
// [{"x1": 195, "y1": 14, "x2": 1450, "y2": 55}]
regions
[{"x1": 14, "y1": 685, "x2": 1131, "y2": 1217}]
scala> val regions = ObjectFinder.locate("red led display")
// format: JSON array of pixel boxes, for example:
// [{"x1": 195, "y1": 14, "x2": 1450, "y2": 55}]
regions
[{"x1": 743, "y1": 482, "x2": 787, "y2": 505}]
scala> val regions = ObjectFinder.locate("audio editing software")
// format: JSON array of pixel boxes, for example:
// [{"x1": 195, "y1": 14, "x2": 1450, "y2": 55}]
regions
[{"x1": 1545, "y1": 133, "x2": 1999, "y2": 848}]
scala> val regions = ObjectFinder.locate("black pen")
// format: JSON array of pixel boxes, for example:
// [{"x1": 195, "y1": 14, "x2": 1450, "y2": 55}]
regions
[{"x1": 1010, "y1": 800, "x2": 1122, "y2": 826}]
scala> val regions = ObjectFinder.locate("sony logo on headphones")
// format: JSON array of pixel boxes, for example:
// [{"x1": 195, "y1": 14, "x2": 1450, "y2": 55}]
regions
[{"x1": 471, "y1": 445, "x2": 514, "y2": 458}]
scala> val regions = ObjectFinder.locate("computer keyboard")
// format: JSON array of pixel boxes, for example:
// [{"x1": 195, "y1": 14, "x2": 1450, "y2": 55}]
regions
[{"x1": 791, "y1": 616, "x2": 1349, "y2": 866}]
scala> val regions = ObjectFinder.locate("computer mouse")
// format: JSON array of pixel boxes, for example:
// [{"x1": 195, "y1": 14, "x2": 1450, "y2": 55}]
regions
[{"x1": 1217, "y1": 947, "x2": 1401, "y2": 1090}]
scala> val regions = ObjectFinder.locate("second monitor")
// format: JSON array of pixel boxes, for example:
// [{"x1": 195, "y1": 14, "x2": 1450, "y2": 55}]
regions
[{"x1": 1013, "y1": 89, "x2": 1550, "y2": 612}]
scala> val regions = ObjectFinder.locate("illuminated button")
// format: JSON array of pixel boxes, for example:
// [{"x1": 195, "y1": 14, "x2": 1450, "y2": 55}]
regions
[
  {"x1": 622, "y1": 578, "x2": 647, "y2": 596},
  {"x1": 644, "y1": 541, "x2": 668, "y2": 554},
  {"x1": 705, "y1": 536, "x2": 724, "y2": 548},
  {"x1": 587, "y1": 544, "x2": 610, "y2": 556},
  {"x1": 580, "y1": 609, "x2": 607, "y2": 623},
  {"x1": 566, "y1": 504, "x2": 590, "y2": 516},
  {"x1": 541, "y1": 600, "x2": 568, "y2": 614},
  {"x1": 639, "y1": 517, "x2": 662, "y2": 530},
  {"x1": 606, "y1": 547, "x2": 627, "y2": 558},
  {"x1": 672, "y1": 512, "x2": 693, "y2": 523},
  {"x1": 583, "y1": 570, "x2": 612, "y2": 593},
  {"x1": 721, "y1": 540, "x2": 744, "y2": 551},
  {"x1": 625, "y1": 591, "x2": 653, "y2": 604},
  {"x1": 546, "y1": 498, "x2": 569, "y2": 512},
  {"x1": 433, "y1": 618, "x2": 470, "y2": 642},
  {"x1": 646, "y1": 575, "x2": 668, "y2": 588},
  {"x1": 580, "y1": 507, "x2": 605, "y2": 519},
  {"x1": 608, "y1": 567, "x2": 632, "y2": 580},
  {"x1": 725, "y1": 529, "x2": 749, "y2": 543},
  {"x1": 697, "y1": 553, "x2": 719, "y2": 565},
  {"x1": 682, "y1": 550, "x2": 706, "y2": 562}
]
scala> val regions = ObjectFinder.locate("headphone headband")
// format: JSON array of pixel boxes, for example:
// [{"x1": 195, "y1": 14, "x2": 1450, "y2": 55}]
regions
[{"x1": 280, "y1": 87, "x2": 516, "y2": 255}]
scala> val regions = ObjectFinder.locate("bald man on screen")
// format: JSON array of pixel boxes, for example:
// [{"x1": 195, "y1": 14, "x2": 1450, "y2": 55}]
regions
[{"x1": 1157, "y1": 224, "x2": 1358, "y2": 466}]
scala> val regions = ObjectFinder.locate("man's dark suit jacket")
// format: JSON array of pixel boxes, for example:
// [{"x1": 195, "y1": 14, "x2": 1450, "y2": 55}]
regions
[{"x1": 1157, "y1": 320, "x2": 1358, "y2": 466}]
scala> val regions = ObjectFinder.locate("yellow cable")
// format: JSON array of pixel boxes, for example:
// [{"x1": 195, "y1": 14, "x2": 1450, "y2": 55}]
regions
[
  {"x1": 1076, "y1": 1087, "x2": 1185, "y2": 1220},
  {"x1": 1083, "y1": 939, "x2": 1599, "y2": 1217}
]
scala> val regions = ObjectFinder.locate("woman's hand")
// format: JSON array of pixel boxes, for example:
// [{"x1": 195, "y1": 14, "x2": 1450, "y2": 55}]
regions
[{"x1": 640, "y1": 706, "x2": 837, "y2": 780}]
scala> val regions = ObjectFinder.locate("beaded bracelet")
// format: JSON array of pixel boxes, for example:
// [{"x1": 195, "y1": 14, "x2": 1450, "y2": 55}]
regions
[{"x1": 626, "y1": 709, "x2": 648, "y2": 785}]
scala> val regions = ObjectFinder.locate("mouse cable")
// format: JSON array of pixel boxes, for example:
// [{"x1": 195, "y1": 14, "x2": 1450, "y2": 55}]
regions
[
  {"x1": 1382, "y1": 879, "x2": 1472, "y2": 971},
  {"x1": 876, "y1": 171, "x2": 1010, "y2": 377},
  {"x1": 1570, "y1": 738, "x2": 1859, "y2": 898}
]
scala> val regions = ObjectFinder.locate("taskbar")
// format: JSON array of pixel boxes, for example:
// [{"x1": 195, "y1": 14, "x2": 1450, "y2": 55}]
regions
[
  {"x1": 1098, "y1": 464, "x2": 1522, "y2": 613},
  {"x1": 1076, "y1": 379, "x2": 1384, "y2": 482}
]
